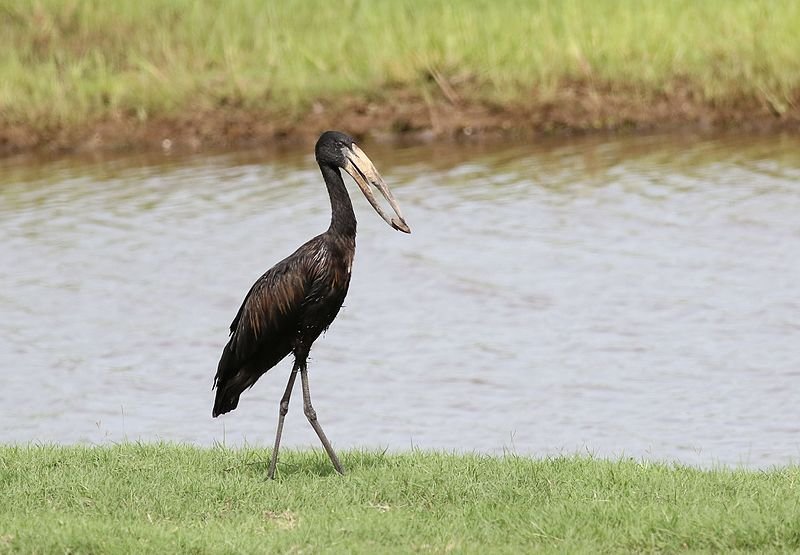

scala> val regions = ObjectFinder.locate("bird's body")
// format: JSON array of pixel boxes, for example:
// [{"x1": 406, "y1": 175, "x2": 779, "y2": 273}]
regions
[
  {"x1": 212, "y1": 232, "x2": 354, "y2": 417},
  {"x1": 211, "y1": 131, "x2": 410, "y2": 477}
]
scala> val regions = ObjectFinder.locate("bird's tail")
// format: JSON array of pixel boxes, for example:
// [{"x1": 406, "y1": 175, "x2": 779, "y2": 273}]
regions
[
  {"x1": 212, "y1": 341, "x2": 247, "y2": 417},
  {"x1": 212, "y1": 383, "x2": 241, "y2": 417}
]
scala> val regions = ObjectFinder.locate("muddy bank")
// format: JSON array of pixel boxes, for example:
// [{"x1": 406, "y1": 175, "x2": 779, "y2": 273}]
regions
[{"x1": 2, "y1": 83, "x2": 799, "y2": 156}]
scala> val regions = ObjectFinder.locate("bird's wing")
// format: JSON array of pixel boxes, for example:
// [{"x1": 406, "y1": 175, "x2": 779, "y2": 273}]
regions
[{"x1": 228, "y1": 255, "x2": 309, "y2": 360}]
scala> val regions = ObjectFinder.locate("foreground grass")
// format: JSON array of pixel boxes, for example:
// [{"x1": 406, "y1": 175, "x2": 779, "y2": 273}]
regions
[
  {"x1": 1, "y1": 446, "x2": 799, "y2": 553},
  {"x1": 2, "y1": 0, "x2": 800, "y2": 129}
]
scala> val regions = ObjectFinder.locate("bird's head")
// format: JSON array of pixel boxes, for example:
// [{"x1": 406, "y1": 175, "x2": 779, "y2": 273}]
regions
[{"x1": 315, "y1": 130, "x2": 411, "y2": 234}]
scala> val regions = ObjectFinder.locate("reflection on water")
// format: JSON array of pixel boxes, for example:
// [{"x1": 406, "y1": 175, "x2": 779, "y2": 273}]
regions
[{"x1": 1, "y1": 133, "x2": 799, "y2": 468}]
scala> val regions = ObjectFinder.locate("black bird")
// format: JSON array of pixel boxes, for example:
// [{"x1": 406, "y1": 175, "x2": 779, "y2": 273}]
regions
[{"x1": 212, "y1": 130, "x2": 410, "y2": 477}]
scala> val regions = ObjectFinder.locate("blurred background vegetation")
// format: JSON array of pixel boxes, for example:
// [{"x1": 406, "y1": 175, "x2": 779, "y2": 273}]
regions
[{"x1": 1, "y1": 0, "x2": 799, "y2": 132}]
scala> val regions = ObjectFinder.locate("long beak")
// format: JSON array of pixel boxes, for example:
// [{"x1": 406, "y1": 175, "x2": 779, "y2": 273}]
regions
[{"x1": 342, "y1": 144, "x2": 411, "y2": 233}]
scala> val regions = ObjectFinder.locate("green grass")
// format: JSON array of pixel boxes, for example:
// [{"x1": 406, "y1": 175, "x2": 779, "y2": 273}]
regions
[
  {"x1": 1, "y1": 445, "x2": 799, "y2": 553},
  {"x1": 2, "y1": 0, "x2": 800, "y2": 129}
]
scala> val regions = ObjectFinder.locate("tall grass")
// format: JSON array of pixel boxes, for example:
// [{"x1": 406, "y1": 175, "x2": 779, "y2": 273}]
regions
[
  {"x1": 1, "y1": 0, "x2": 800, "y2": 128},
  {"x1": 2, "y1": 445, "x2": 800, "y2": 553}
]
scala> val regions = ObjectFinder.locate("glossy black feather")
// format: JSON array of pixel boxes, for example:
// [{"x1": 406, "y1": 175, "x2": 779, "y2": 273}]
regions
[{"x1": 213, "y1": 221, "x2": 355, "y2": 416}]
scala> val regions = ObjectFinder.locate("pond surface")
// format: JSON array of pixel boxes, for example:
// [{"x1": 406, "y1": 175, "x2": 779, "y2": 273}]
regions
[{"x1": 1, "y1": 133, "x2": 799, "y2": 468}]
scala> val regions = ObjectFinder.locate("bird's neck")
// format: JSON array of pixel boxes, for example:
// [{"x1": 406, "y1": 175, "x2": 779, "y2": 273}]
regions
[{"x1": 321, "y1": 164, "x2": 357, "y2": 237}]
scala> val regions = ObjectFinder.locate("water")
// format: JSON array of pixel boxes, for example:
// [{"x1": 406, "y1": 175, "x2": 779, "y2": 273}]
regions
[{"x1": 1, "y1": 133, "x2": 799, "y2": 468}]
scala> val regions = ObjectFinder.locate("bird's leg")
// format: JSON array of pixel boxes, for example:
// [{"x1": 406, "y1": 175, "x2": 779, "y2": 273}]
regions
[
  {"x1": 300, "y1": 362, "x2": 345, "y2": 475},
  {"x1": 267, "y1": 364, "x2": 299, "y2": 479}
]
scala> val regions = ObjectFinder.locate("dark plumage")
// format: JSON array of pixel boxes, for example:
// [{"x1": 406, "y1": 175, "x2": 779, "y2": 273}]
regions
[
  {"x1": 212, "y1": 234, "x2": 352, "y2": 416},
  {"x1": 212, "y1": 130, "x2": 410, "y2": 477}
]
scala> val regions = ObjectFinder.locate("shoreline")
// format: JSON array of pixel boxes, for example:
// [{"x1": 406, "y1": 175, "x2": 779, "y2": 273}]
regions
[
  {"x1": 5, "y1": 1, "x2": 800, "y2": 158},
  {"x1": 3, "y1": 84, "x2": 799, "y2": 158}
]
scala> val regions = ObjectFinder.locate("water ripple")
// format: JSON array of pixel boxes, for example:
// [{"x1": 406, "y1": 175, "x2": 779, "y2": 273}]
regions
[{"x1": 1, "y1": 133, "x2": 799, "y2": 468}]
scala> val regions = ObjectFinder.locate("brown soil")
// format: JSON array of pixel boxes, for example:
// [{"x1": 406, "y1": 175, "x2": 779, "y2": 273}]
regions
[{"x1": 2, "y1": 82, "x2": 799, "y2": 157}]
